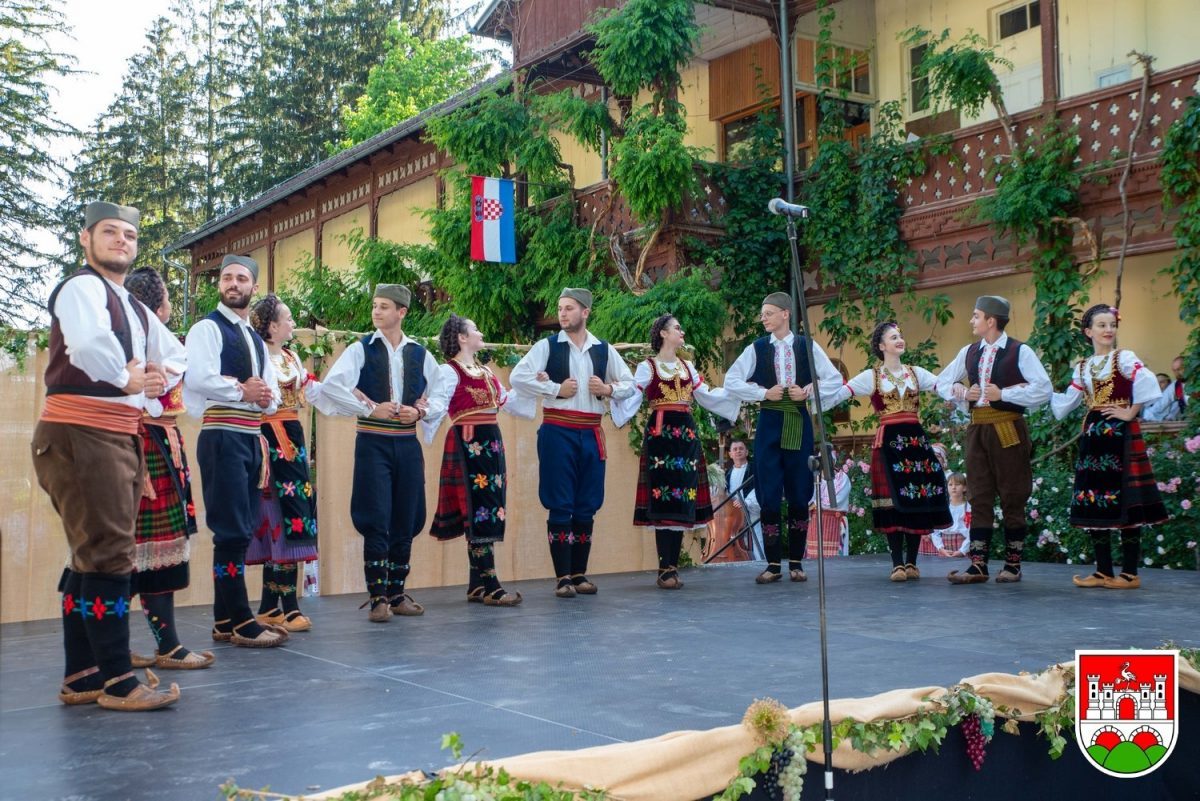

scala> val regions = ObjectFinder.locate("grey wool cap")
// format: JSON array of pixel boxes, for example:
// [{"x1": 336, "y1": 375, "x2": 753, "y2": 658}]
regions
[
  {"x1": 762, "y1": 292, "x2": 791, "y2": 310},
  {"x1": 374, "y1": 283, "x2": 411, "y2": 308},
  {"x1": 975, "y1": 295, "x2": 1011, "y2": 319},
  {"x1": 84, "y1": 201, "x2": 140, "y2": 230},
  {"x1": 559, "y1": 287, "x2": 593, "y2": 309},
  {"x1": 220, "y1": 254, "x2": 259, "y2": 282}
]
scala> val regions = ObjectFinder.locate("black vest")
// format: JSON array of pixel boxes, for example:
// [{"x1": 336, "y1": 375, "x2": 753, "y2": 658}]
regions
[
  {"x1": 543, "y1": 333, "x2": 609, "y2": 384},
  {"x1": 45, "y1": 265, "x2": 151, "y2": 397},
  {"x1": 206, "y1": 309, "x2": 266, "y2": 381},
  {"x1": 965, "y1": 337, "x2": 1028, "y2": 414},
  {"x1": 750, "y1": 335, "x2": 812, "y2": 388},
  {"x1": 355, "y1": 335, "x2": 427, "y2": 406}
]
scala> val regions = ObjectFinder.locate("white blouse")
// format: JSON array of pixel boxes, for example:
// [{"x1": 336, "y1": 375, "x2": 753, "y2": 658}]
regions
[
  {"x1": 611, "y1": 358, "x2": 740, "y2": 428},
  {"x1": 822, "y1": 365, "x2": 939, "y2": 410},
  {"x1": 929, "y1": 502, "x2": 971, "y2": 553},
  {"x1": 1050, "y1": 350, "x2": 1162, "y2": 420}
]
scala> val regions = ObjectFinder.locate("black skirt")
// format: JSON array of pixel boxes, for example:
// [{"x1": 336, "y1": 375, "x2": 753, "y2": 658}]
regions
[{"x1": 1069, "y1": 413, "x2": 1168, "y2": 529}]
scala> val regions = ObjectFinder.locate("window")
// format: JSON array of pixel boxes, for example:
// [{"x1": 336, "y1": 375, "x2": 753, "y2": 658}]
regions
[
  {"x1": 909, "y1": 43, "x2": 930, "y2": 114},
  {"x1": 1096, "y1": 64, "x2": 1132, "y2": 89},
  {"x1": 719, "y1": 94, "x2": 871, "y2": 170},
  {"x1": 996, "y1": 1, "x2": 1041, "y2": 40}
]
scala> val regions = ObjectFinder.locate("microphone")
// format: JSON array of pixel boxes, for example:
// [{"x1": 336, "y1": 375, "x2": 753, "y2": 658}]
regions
[{"x1": 767, "y1": 198, "x2": 811, "y2": 218}]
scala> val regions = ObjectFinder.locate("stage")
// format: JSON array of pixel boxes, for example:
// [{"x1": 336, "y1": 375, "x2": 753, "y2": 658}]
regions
[{"x1": 2, "y1": 555, "x2": 1198, "y2": 800}]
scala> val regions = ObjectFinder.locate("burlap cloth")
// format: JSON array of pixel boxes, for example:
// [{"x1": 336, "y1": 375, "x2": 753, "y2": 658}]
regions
[{"x1": 315, "y1": 661, "x2": 1199, "y2": 801}]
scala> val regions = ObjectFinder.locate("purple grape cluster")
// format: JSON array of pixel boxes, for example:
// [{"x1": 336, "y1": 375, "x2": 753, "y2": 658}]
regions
[
  {"x1": 762, "y1": 747, "x2": 793, "y2": 801},
  {"x1": 962, "y1": 713, "x2": 987, "y2": 771}
]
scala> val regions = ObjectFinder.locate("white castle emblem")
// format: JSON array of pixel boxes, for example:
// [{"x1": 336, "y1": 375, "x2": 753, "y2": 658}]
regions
[{"x1": 1083, "y1": 662, "x2": 1170, "y2": 722}]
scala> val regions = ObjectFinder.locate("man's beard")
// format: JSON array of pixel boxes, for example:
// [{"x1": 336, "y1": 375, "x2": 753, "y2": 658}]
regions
[
  {"x1": 561, "y1": 318, "x2": 583, "y2": 334},
  {"x1": 91, "y1": 254, "x2": 133, "y2": 274},
  {"x1": 223, "y1": 289, "x2": 251, "y2": 309}
]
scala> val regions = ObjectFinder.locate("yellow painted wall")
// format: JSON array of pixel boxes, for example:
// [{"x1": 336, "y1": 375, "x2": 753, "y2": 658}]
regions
[
  {"x1": 679, "y1": 60, "x2": 719, "y2": 157},
  {"x1": 272, "y1": 228, "x2": 316, "y2": 290},
  {"x1": 556, "y1": 129, "x2": 604, "y2": 188},
  {"x1": 1058, "y1": 0, "x2": 1197, "y2": 96},
  {"x1": 248, "y1": 244, "x2": 268, "y2": 289},
  {"x1": 806, "y1": 252, "x2": 1188, "y2": 424},
  {"x1": 321, "y1": 206, "x2": 368, "y2": 275},
  {"x1": 377, "y1": 179, "x2": 438, "y2": 247}
]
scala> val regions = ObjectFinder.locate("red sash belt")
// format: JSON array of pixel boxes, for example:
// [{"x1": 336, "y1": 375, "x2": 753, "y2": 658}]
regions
[
  {"x1": 263, "y1": 407, "x2": 301, "y2": 462},
  {"x1": 543, "y1": 408, "x2": 606, "y2": 460},
  {"x1": 874, "y1": 411, "x2": 919, "y2": 448},
  {"x1": 452, "y1": 410, "x2": 497, "y2": 443},
  {"x1": 648, "y1": 402, "x2": 690, "y2": 436},
  {"x1": 41, "y1": 395, "x2": 142, "y2": 436}
]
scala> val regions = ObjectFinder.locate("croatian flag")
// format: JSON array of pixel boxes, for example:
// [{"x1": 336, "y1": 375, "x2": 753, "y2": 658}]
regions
[{"x1": 470, "y1": 176, "x2": 516, "y2": 263}]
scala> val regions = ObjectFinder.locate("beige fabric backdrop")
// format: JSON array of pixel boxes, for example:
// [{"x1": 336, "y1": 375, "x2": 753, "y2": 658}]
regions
[{"x1": 1, "y1": 340, "x2": 693, "y2": 623}]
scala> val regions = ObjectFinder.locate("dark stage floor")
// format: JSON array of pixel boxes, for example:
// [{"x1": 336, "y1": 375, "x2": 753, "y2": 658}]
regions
[{"x1": 3, "y1": 556, "x2": 1198, "y2": 800}]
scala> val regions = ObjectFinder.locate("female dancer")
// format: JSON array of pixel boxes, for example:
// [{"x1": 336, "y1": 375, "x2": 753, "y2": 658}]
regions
[
  {"x1": 1051, "y1": 304, "x2": 1168, "y2": 589},
  {"x1": 823, "y1": 321, "x2": 951, "y2": 580},
  {"x1": 614, "y1": 314, "x2": 739, "y2": 589},
  {"x1": 124, "y1": 268, "x2": 212, "y2": 669},
  {"x1": 428, "y1": 315, "x2": 522, "y2": 605},
  {"x1": 248, "y1": 295, "x2": 324, "y2": 630}
]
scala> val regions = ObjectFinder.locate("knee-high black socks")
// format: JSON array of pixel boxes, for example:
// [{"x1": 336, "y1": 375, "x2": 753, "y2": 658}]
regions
[
  {"x1": 761, "y1": 510, "x2": 782, "y2": 575},
  {"x1": 548, "y1": 525, "x2": 573, "y2": 588},
  {"x1": 387, "y1": 540, "x2": 413, "y2": 605},
  {"x1": 258, "y1": 563, "x2": 279, "y2": 614},
  {"x1": 1120, "y1": 527, "x2": 1141, "y2": 575},
  {"x1": 213, "y1": 547, "x2": 266, "y2": 638},
  {"x1": 363, "y1": 553, "x2": 388, "y2": 601},
  {"x1": 887, "y1": 533, "x2": 904, "y2": 567},
  {"x1": 570, "y1": 520, "x2": 593, "y2": 583},
  {"x1": 904, "y1": 533, "x2": 921, "y2": 566},
  {"x1": 655, "y1": 529, "x2": 684, "y2": 573},
  {"x1": 1089, "y1": 530, "x2": 1115, "y2": 576},
  {"x1": 140, "y1": 592, "x2": 181, "y2": 656},
  {"x1": 274, "y1": 563, "x2": 301, "y2": 613},
  {"x1": 468, "y1": 543, "x2": 502, "y2": 594},
  {"x1": 79, "y1": 572, "x2": 138, "y2": 697},
  {"x1": 59, "y1": 569, "x2": 101, "y2": 692},
  {"x1": 786, "y1": 515, "x2": 807, "y2": 572}
]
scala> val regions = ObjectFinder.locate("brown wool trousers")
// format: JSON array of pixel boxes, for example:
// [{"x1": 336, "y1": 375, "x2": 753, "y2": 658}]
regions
[
  {"x1": 32, "y1": 421, "x2": 144, "y2": 575},
  {"x1": 963, "y1": 418, "x2": 1033, "y2": 531}
]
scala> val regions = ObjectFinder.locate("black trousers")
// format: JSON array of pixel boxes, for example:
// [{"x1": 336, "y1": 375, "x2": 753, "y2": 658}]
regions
[
  {"x1": 196, "y1": 428, "x2": 262, "y2": 549},
  {"x1": 350, "y1": 432, "x2": 426, "y2": 557}
]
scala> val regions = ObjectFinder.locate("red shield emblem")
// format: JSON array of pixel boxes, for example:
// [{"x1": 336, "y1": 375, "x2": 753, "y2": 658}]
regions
[{"x1": 1075, "y1": 650, "x2": 1178, "y2": 778}]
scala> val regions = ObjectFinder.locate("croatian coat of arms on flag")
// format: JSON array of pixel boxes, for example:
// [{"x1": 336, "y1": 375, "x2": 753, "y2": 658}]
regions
[
  {"x1": 1075, "y1": 649, "x2": 1178, "y2": 778},
  {"x1": 470, "y1": 175, "x2": 516, "y2": 264}
]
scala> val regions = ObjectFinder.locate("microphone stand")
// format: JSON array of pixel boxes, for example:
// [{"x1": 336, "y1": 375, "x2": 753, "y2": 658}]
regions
[{"x1": 785, "y1": 210, "x2": 838, "y2": 800}]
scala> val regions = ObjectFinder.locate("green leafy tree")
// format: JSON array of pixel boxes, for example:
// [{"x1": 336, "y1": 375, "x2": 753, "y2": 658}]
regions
[
  {"x1": 332, "y1": 21, "x2": 489, "y2": 151},
  {"x1": 1161, "y1": 95, "x2": 1200, "y2": 393},
  {"x1": 0, "y1": 0, "x2": 75, "y2": 325}
]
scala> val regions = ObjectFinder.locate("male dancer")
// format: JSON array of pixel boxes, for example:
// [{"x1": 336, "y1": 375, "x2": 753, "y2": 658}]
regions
[
  {"x1": 33, "y1": 201, "x2": 182, "y2": 709},
  {"x1": 321, "y1": 284, "x2": 444, "y2": 621},
  {"x1": 184, "y1": 255, "x2": 287, "y2": 646},
  {"x1": 724, "y1": 292, "x2": 843, "y2": 584},
  {"x1": 935, "y1": 295, "x2": 1052, "y2": 584},
  {"x1": 510, "y1": 287, "x2": 635, "y2": 597}
]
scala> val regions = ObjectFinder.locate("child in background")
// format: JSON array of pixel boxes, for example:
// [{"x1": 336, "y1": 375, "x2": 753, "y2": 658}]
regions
[{"x1": 929, "y1": 473, "x2": 971, "y2": 557}]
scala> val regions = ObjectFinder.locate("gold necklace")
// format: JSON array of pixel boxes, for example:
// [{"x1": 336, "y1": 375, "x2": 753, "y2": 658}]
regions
[
  {"x1": 454, "y1": 358, "x2": 484, "y2": 376},
  {"x1": 1088, "y1": 352, "x2": 1112, "y2": 383},
  {"x1": 882, "y1": 364, "x2": 908, "y2": 385}
]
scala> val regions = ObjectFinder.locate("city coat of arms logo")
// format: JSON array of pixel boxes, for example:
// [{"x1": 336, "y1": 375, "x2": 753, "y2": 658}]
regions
[{"x1": 1075, "y1": 650, "x2": 1178, "y2": 777}]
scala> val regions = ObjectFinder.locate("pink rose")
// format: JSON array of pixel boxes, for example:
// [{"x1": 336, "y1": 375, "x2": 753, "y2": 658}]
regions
[
  {"x1": 1182, "y1": 499, "x2": 1193, "y2": 511},
  {"x1": 1185, "y1": 435, "x2": 1200, "y2": 453},
  {"x1": 1030, "y1": 509, "x2": 1039, "y2": 520}
]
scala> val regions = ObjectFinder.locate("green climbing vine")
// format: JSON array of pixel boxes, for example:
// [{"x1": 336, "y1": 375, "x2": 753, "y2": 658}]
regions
[{"x1": 1161, "y1": 94, "x2": 1200, "y2": 398}]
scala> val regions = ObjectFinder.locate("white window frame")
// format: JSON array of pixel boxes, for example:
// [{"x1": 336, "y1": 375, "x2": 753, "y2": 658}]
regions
[
  {"x1": 991, "y1": 0, "x2": 1041, "y2": 43},
  {"x1": 905, "y1": 40, "x2": 933, "y2": 120},
  {"x1": 794, "y1": 33, "x2": 876, "y2": 106},
  {"x1": 1096, "y1": 64, "x2": 1132, "y2": 89}
]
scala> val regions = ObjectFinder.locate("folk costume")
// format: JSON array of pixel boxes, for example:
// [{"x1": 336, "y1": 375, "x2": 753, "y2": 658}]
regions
[
  {"x1": 926, "y1": 501, "x2": 971, "y2": 557},
  {"x1": 184, "y1": 255, "x2": 287, "y2": 647},
  {"x1": 935, "y1": 296, "x2": 1053, "y2": 584},
  {"x1": 806, "y1": 467, "x2": 850, "y2": 560},
  {"x1": 132, "y1": 380, "x2": 212, "y2": 668},
  {"x1": 509, "y1": 288, "x2": 636, "y2": 597},
  {"x1": 723, "y1": 296, "x2": 843, "y2": 583},
  {"x1": 319, "y1": 284, "x2": 445, "y2": 621},
  {"x1": 725, "y1": 460, "x2": 763, "y2": 560},
  {"x1": 32, "y1": 200, "x2": 182, "y2": 708},
  {"x1": 249, "y1": 347, "x2": 327, "y2": 630},
  {"x1": 1051, "y1": 350, "x2": 1168, "y2": 588},
  {"x1": 825, "y1": 365, "x2": 952, "y2": 579},
  {"x1": 613, "y1": 357, "x2": 739, "y2": 588},
  {"x1": 428, "y1": 359, "x2": 526, "y2": 605}
]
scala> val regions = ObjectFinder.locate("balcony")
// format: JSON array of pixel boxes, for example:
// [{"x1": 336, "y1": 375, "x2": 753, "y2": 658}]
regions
[{"x1": 897, "y1": 60, "x2": 1200, "y2": 287}]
